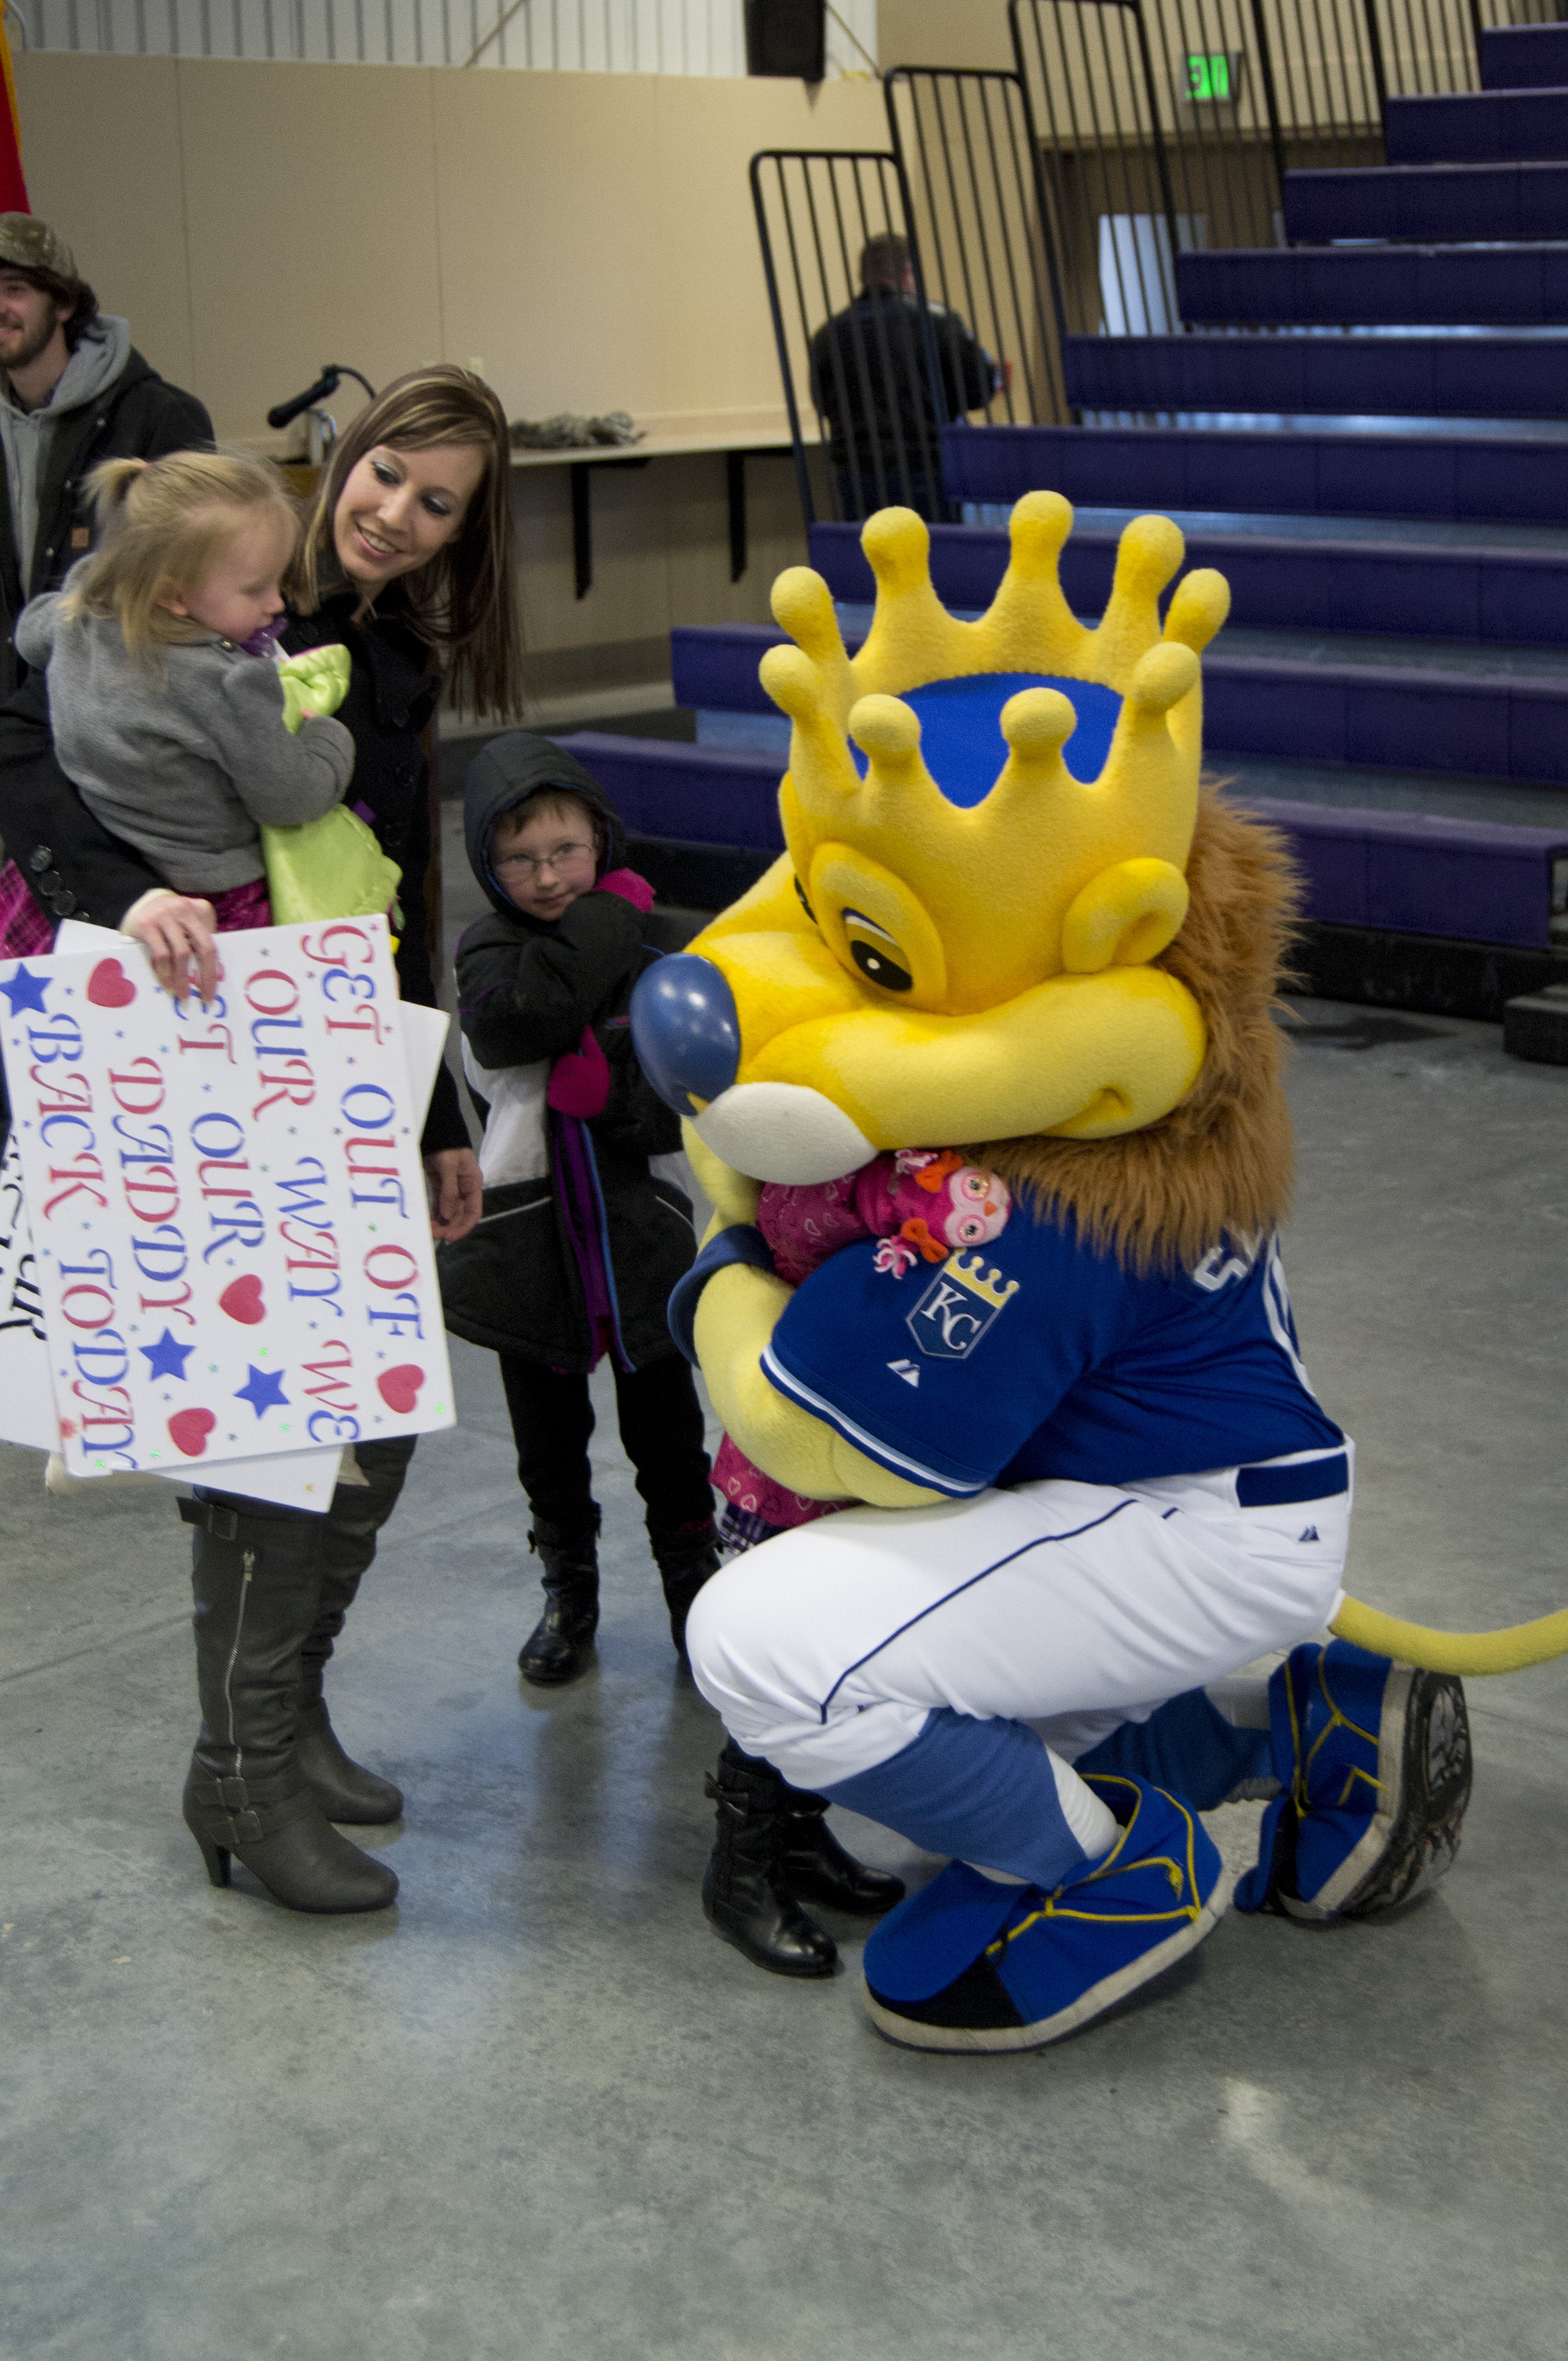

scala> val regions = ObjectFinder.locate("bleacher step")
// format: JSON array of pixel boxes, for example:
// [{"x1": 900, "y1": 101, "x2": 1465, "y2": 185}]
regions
[
  {"x1": 1481, "y1": 24, "x2": 1568, "y2": 92},
  {"x1": 807, "y1": 519, "x2": 1568, "y2": 648},
  {"x1": 1176, "y1": 243, "x2": 1568, "y2": 327},
  {"x1": 1283, "y1": 160, "x2": 1568, "y2": 244},
  {"x1": 940, "y1": 421, "x2": 1568, "y2": 525},
  {"x1": 1385, "y1": 86, "x2": 1568, "y2": 167},
  {"x1": 670, "y1": 622, "x2": 1568, "y2": 791},
  {"x1": 1060, "y1": 331, "x2": 1568, "y2": 419},
  {"x1": 554, "y1": 731, "x2": 1567, "y2": 954}
]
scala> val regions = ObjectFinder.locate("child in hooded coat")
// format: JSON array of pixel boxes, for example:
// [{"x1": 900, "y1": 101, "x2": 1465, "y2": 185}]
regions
[{"x1": 437, "y1": 733, "x2": 719, "y2": 1683}]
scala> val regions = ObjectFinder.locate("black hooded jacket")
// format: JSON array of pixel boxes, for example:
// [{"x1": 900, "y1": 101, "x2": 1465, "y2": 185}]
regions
[
  {"x1": 0, "y1": 344, "x2": 214, "y2": 697},
  {"x1": 435, "y1": 733, "x2": 695, "y2": 1373}
]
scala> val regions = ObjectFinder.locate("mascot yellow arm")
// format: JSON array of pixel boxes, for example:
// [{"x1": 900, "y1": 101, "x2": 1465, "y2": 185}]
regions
[
  {"x1": 683, "y1": 1122, "x2": 761, "y2": 1243},
  {"x1": 1331, "y1": 1595, "x2": 1568, "y2": 1676},
  {"x1": 692, "y1": 1262, "x2": 941, "y2": 1510}
]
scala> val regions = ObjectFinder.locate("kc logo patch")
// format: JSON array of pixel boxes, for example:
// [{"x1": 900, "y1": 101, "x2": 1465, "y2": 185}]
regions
[{"x1": 906, "y1": 1251, "x2": 1020, "y2": 1361}]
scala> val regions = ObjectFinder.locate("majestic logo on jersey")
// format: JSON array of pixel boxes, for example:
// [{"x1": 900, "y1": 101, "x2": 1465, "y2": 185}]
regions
[{"x1": 906, "y1": 1252, "x2": 1020, "y2": 1361}]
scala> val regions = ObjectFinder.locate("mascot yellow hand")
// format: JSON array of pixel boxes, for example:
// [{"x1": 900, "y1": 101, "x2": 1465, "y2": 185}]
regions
[{"x1": 692, "y1": 1259, "x2": 938, "y2": 1510}]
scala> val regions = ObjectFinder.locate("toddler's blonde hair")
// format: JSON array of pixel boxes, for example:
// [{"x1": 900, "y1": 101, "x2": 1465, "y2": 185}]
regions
[{"x1": 62, "y1": 448, "x2": 300, "y2": 662}]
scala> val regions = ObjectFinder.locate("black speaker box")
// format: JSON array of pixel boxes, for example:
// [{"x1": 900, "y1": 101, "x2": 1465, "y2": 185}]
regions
[{"x1": 745, "y1": 0, "x2": 826, "y2": 80}]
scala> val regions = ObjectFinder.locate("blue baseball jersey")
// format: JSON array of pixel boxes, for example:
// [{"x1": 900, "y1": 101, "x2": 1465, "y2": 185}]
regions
[{"x1": 761, "y1": 1212, "x2": 1342, "y2": 1498}]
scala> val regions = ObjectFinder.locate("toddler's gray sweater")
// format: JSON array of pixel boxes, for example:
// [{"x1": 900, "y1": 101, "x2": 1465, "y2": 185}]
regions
[{"x1": 15, "y1": 566, "x2": 355, "y2": 893}]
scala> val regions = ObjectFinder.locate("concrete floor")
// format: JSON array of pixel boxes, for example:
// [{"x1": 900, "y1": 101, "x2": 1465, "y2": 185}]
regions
[{"x1": 4, "y1": 988, "x2": 1568, "y2": 2360}]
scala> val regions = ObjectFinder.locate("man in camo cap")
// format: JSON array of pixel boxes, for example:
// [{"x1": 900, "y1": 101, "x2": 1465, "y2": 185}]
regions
[{"x1": 0, "y1": 212, "x2": 211, "y2": 693}]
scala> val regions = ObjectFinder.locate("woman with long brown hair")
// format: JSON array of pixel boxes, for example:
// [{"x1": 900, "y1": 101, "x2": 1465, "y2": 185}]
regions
[{"x1": 0, "y1": 364, "x2": 524, "y2": 1916}]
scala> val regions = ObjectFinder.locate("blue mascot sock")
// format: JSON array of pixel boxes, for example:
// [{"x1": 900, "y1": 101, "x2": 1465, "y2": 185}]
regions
[
  {"x1": 1075, "y1": 1688, "x2": 1271, "y2": 1812},
  {"x1": 821, "y1": 1707, "x2": 1093, "y2": 1890}
]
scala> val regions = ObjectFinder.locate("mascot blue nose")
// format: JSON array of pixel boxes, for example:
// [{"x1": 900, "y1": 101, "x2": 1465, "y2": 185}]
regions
[{"x1": 630, "y1": 953, "x2": 741, "y2": 1117}]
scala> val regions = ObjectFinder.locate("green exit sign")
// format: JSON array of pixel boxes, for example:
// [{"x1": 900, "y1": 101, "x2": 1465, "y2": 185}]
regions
[{"x1": 1183, "y1": 50, "x2": 1243, "y2": 102}]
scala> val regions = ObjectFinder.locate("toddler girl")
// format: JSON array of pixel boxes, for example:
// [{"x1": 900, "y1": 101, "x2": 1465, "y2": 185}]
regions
[
  {"x1": 714, "y1": 1147, "x2": 1011, "y2": 1549},
  {"x1": 1, "y1": 448, "x2": 354, "y2": 955}
]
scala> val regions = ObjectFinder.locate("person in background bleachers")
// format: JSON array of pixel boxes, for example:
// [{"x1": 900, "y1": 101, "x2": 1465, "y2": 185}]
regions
[
  {"x1": 808, "y1": 231, "x2": 999, "y2": 523},
  {"x1": 0, "y1": 212, "x2": 212, "y2": 695}
]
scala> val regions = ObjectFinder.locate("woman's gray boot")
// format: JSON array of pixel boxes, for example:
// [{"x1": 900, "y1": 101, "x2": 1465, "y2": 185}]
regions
[
  {"x1": 294, "y1": 1438, "x2": 416, "y2": 1823},
  {"x1": 180, "y1": 1495, "x2": 398, "y2": 1913}
]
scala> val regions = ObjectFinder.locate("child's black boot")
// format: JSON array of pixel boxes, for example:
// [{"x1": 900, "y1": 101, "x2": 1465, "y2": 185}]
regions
[{"x1": 519, "y1": 1515, "x2": 601, "y2": 1685}]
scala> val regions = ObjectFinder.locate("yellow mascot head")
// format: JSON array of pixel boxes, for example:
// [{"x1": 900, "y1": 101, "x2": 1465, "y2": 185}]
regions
[{"x1": 633, "y1": 493, "x2": 1259, "y2": 1213}]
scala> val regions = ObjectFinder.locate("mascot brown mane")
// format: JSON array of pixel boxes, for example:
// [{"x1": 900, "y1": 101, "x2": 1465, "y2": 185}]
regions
[{"x1": 978, "y1": 792, "x2": 1298, "y2": 1275}]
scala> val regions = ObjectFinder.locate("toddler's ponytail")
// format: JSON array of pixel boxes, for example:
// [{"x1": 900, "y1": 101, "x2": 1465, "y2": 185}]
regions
[{"x1": 86, "y1": 455, "x2": 151, "y2": 530}]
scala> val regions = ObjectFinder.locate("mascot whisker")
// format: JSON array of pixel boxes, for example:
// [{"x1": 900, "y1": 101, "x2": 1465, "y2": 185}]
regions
[{"x1": 631, "y1": 494, "x2": 1563, "y2": 2051}]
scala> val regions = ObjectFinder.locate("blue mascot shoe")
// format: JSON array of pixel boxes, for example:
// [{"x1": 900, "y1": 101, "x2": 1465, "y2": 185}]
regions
[
  {"x1": 1235, "y1": 1640, "x2": 1471, "y2": 1922},
  {"x1": 862, "y1": 1774, "x2": 1228, "y2": 2053}
]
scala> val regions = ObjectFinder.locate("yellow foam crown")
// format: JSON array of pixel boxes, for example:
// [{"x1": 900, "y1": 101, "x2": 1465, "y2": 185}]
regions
[{"x1": 761, "y1": 495, "x2": 1231, "y2": 1016}]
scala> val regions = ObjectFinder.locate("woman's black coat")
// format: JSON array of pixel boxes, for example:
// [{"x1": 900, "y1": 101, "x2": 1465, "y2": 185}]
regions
[
  {"x1": 0, "y1": 584, "x2": 468, "y2": 1155},
  {"x1": 436, "y1": 733, "x2": 696, "y2": 1375}
]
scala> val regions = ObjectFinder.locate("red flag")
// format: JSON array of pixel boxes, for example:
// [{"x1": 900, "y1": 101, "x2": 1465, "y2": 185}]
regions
[{"x1": 0, "y1": 25, "x2": 29, "y2": 215}]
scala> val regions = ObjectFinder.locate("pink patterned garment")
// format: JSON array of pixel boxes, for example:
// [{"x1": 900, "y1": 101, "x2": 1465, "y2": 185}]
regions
[
  {"x1": 0, "y1": 859, "x2": 270, "y2": 959},
  {"x1": 714, "y1": 1149, "x2": 1011, "y2": 1547}
]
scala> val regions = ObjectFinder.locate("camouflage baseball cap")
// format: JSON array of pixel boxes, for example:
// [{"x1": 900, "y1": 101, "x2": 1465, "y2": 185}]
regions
[{"x1": 0, "y1": 213, "x2": 80, "y2": 287}]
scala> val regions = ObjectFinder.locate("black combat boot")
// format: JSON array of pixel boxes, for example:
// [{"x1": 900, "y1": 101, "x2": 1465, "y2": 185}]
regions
[
  {"x1": 701, "y1": 1741, "x2": 838, "y2": 1977},
  {"x1": 293, "y1": 1439, "x2": 416, "y2": 1824},
  {"x1": 518, "y1": 1515, "x2": 601, "y2": 1685},
  {"x1": 777, "y1": 1787, "x2": 906, "y2": 1915},
  {"x1": 650, "y1": 1517, "x2": 723, "y2": 1662},
  {"x1": 180, "y1": 1496, "x2": 398, "y2": 1913}
]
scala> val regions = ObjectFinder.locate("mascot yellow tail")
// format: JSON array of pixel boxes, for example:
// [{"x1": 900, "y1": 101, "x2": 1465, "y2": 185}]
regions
[{"x1": 1331, "y1": 1596, "x2": 1568, "y2": 1676}]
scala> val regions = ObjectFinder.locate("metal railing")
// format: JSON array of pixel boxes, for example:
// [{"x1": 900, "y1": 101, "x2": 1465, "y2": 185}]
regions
[
  {"x1": 884, "y1": 66, "x2": 1072, "y2": 428},
  {"x1": 751, "y1": 147, "x2": 971, "y2": 525}
]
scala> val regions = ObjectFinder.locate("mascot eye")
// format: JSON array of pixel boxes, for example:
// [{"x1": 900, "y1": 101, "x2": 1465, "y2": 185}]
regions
[
  {"x1": 794, "y1": 876, "x2": 817, "y2": 924},
  {"x1": 842, "y1": 909, "x2": 913, "y2": 994},
  {"x1": 952, "y1": 1212, "x2": 988, "y2": 1243},
  {"x1": 850, "y1": 942, "x2": 913, "y2": 990},
  {"x1": 957, "y1": 1171, "x2": 988, "y2": 1199}
]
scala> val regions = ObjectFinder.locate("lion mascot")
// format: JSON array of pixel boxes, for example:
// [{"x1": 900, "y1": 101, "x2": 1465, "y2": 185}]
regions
[{"x1": 630, "y1": 496, "x2": 1565, "y2": 2053}]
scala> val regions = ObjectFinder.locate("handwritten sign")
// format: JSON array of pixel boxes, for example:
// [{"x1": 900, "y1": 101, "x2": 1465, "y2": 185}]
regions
[{"x1": 0, "y1": 917, "x2": 454, "y2": 1480}]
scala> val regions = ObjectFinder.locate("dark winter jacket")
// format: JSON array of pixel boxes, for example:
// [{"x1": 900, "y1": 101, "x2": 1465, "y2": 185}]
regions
[
  {"x1": 436, "y1": 733, "x2": 696, "y2": 1374},
  {"x1": 0, "y1": 581, "x2": 468, "y2": 1157},
  {"x1": 0, "y1": 335, "x2": 213, "y2": 695},
  {"x1": 809, "y1": 291, "x2": 998, "y2": 491}
]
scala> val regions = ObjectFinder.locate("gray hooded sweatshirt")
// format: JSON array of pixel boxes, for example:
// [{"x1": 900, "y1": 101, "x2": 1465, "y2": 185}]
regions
[
  {"x1": 0, "y1": 314, "x2": 130, "y2": 590},
  {"x1": 15, "y1": 561, "x2": 356, "y2": 892}
]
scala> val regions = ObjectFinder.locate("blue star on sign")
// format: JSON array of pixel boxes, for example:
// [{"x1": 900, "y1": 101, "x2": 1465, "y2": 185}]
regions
[
  {"x1": 140, "y1": 1328, "x2": 193, "y2": 1382},
  {"x1": 0, "y1": 965, "x2": 50, "y2": 1016},
  {"x1": 235, "y1": 1364, "x2": 290, "y2": 1418}
]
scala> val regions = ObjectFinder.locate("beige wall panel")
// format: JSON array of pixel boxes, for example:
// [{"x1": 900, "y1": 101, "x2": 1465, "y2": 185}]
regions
[
  {"x1": 432, "y1": 71, "x2": 662, "y2": 426},
  {"x1": 173, "y1": 59, "x2": 443, "y2": 442},
  {"x1": 12, "y1": 52, "x2": 195, "y2": 390},
  {"x1": 660, "y1": 451, "x2": 811, "y2": 631},
  {"x1": 878, "y1": 1, "x2": 1014, "y2": 71},
  {"x1": 513, "y1": 463, "x2": 674, "y2": 655},
  {"x1": 433, "y1": 70, "x2": 884, "y2": 438},
  {"x1": 643, "y1": 75, "x2": 887, "y2": 433}
]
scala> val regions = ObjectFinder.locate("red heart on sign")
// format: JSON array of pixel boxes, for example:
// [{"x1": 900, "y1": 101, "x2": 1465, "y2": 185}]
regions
[
  {"x1": 87, "y1": 958, "x2": 137, "y2": 1009},
  {"x1": 219, "y1": 1274, "x2": 266, "y2": 1325},
  {"x1": 377, "y1": 1365, "x2": 424, "y2": 1415},
  {"x1": 168, "y1": 1407, "x2": 216, "y2": 1458}
]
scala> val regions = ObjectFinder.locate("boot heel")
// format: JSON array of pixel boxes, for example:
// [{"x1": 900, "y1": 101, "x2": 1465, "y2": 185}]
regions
[{"x1": 192, "y1": 1827, "x2": 232, "y2": 1887}]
